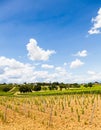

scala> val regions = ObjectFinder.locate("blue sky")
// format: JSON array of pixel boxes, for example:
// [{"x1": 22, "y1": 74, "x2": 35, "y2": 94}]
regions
[{"x1": 0, "y1": 0, "x2": 101, "y2": 83}]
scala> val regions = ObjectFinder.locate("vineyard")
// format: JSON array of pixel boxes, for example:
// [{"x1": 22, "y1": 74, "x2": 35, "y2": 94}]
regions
[{"x1": 0, "y1": 94, "x2": 101, "y2": 130}]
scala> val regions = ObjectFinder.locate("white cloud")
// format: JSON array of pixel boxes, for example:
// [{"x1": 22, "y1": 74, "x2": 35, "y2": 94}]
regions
[
  {"x1": 0, "y1": 56, "x2": 100, "y2": 83},
  {"x1": 45, "y1": 66, "x2": 72, "y2": 83},
  {"x1": 63, "y1": 62, "x2": 67, "y2": 66},
  {"x1": 88, "y1": 29, "x2": 100, "y2": 34},
  {"x1": 41, "y1": 64, "x2": 54, "y2": 69},
  {"x1": 70, "y1": 59, "x2": 84, "y2": 69},
  {"x1": 88, "y1": 8, "x2": 101, "y2": 34},
  {"x1": 0, "y1": 56, "x2": 35, "y2": 83},
  {"x1": 74, "y1": 50, "x2": 87, "y2": 57},
  {"x1": 0, "y1": 56, "x2": 56, "y2": 83},
  {"x1": 87, "y1": 70, "x2": 96, "y2": 75},
  {"x1": 87, "y1": 70, "x2": 101, "y2": 82},
  {"x1": 33, "y1": 71, "x2": 48, "y2": 80},
  {"x1": 26, "y1": 38, "x2": 56, "y2": 61},
  {"x1": 0, "y1": 56, "x2": 69, "y2": 83},
  {"x1": 55, "y1": 67, "x2": 67, "y2": 76},
  {"x1": 0, "y1": 56, "x2": 70, "y2": 83}
]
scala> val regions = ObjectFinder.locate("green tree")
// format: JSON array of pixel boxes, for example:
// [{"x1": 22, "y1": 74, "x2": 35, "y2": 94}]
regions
[
  {"x1": 72, "y1": 83, "x2": 80, "y2": 88},
  {"x1": 84, "y1": 84, "x2": 88, "y2": 88},
  {"x1": 33, "y1": 84, "x2": 41, "y2": 91},
  {"x1": 88, "y1": 82, "x2": 93, "y2": 88},
  {"x1": 19, "y1": 85, "x2": 32, "y2": 93},
  {"x1": 2, "y1": 86, "x2": 11, "y2": 92}
]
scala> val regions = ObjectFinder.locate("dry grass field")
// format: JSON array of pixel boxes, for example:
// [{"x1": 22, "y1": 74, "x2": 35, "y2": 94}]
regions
[{"x1": 0, "y1": 94, "x2": 101, "y2": 130}]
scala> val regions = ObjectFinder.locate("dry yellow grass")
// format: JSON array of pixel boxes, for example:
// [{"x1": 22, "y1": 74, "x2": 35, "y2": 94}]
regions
[{"x1": 0, "y1": 94, "x2": 101, "y2": 130}]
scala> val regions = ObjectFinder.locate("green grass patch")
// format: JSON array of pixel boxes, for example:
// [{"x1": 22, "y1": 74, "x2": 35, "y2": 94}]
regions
[
  {"x1": 0, "y1": 84, "x2": 101, "y2": 97},
  {"x1": 17, "y1": 86, "x2": 101, "y2": 96},
  {"x1": 0, "y1": 91, "x2": 14, "y2": 96}
]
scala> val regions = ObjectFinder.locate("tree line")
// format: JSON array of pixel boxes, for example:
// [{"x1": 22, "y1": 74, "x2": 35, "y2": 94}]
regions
[{"x1": 0, "y1": 82, "x2": 95, "y2": 93}]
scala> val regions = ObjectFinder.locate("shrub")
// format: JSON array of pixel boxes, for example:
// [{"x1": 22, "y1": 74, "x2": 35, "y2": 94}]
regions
[
  {"x1": 2, "y1": 86, "x2": 11, "y2": 92},
  {"x1": 42, "y1": 86, "x2": 48, "y2": 91},
  {"x1": 84, "y1": 84, "x2": 88, "y2": 88},
  {"x1": 84, "y1": 83, "x2": 93, "y2": 88},
  {"x1": 72, "y1": 83, "x2": 80, "y2": 88},
  {"x1": 19, "y1": 85, "x2": 32, "y2": 93},
  {"x1": 33, "y1": 84, "x2": 41, "y2": 91},
  {"x1": 48, "y1": 84, "x2": 58, "y2": 90},
  {"x1": 88, "y1": 82, "x2": 93, "y2": 87},
  {"x1": 59, "y1": 83, "x2": 65, "y2": 91}
]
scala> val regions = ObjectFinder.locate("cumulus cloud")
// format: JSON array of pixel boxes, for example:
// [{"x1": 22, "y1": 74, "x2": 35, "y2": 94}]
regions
[
  {"x1": 26, "y1": 38, "x2": 56, "y2": 61},
  {"x1": 0, "y1": 56, "x2": 30, "y2": 69},
  {"x1": 41, "y1": 64, "x2": 54, "y2": 69},
  {"x1": 0, "y1": 56, "x2": 69, "y2": 83},
  {"x1": 87, "y1": 70, "x2": 101, "y2": 82},
  {"x1": 55, "y1": 67, "x2": 67, "y2": 76},
  {"x1": 0, "y1": 56, "x2": 35, "y2": 83},
  {"x1": 74, "y1": 50, "x2": 87, "y2": 57},
  {"x1": 70, "y1": 59, "x2": 84, "y2": 69},
  {"x1": 0, "y1": 56, "x2": 56, "y2": 83},
  {"x1": 88, "y1": 8, "x2": 101, "y2": 34},
  {"x1": 0, "y1": 56, "x2": 70, "y2": 83},
  {"x1": 0, "y1": 56, "x2": 101, "y2": 83},
  {"x1": 48, "y1": 66, "x2": 72, "y2": 83}
]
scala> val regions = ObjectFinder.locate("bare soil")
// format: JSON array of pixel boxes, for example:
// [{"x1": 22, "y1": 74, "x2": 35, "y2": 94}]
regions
[{"x1": 0, "y1": 94, "x2": 101, "y2": 130}]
